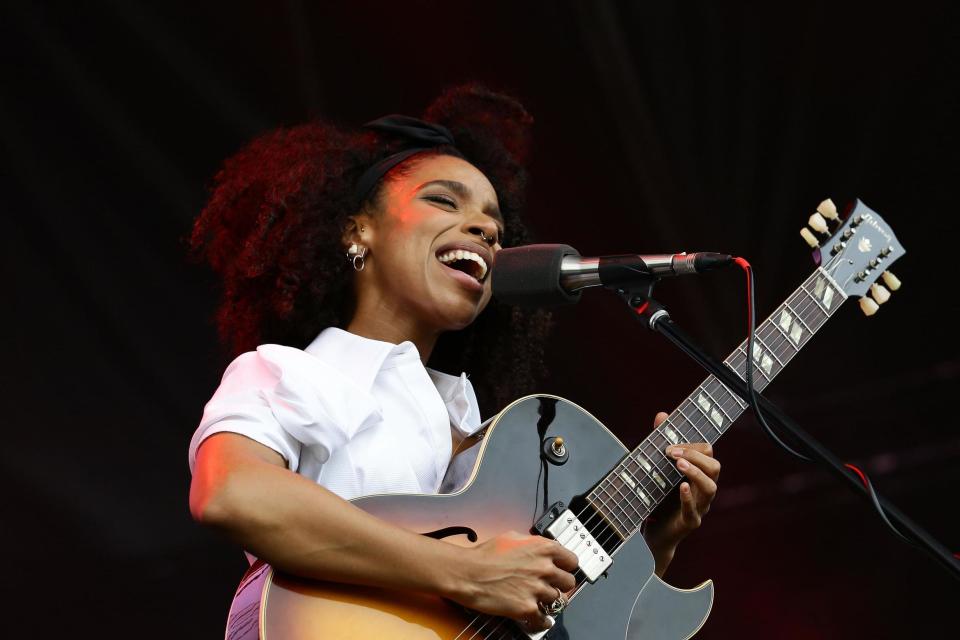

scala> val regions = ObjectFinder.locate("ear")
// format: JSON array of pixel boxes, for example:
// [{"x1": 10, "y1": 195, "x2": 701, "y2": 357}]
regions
[{"x1": 341, "y1": 215, "x2": 373, "y2": 249}]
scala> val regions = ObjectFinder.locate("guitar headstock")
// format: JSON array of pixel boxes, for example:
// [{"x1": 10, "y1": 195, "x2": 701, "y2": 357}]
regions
[{"x1": 800, "y1": 199, "x2": 906, "y2": 315}]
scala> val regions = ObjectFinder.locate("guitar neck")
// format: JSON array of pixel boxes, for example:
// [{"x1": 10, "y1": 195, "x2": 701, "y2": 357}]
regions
[{"x1": 587, "y1": 267, "x2": 848, "y2": 540}]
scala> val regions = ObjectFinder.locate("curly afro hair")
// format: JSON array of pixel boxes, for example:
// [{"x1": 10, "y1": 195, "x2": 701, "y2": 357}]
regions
[{"x1": 190, "y1": 84, "x2": 552, "y2": 414}]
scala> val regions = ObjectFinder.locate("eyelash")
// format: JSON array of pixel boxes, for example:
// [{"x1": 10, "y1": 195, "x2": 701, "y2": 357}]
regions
[
  {"x1": 425, "y1": 195, "x2": 505, "y2": 243},
  {"x1": 425, "y1": 194, "x2": 457, "y2": 207}
]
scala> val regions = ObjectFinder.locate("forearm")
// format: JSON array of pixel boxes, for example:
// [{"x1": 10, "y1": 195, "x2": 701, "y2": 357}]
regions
[{"x1": 192, "y1": 441, "x2": 465, "y2": 599}]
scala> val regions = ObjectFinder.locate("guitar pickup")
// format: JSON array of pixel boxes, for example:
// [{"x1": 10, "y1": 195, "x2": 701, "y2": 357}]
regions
[{"x1": 543, "y1": 508, "x2": 613, "y2": 583}]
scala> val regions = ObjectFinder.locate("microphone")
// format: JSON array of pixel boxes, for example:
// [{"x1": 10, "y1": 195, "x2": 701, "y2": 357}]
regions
[{"x1": 492, "y1": 244, "x2": 733, "y2": 307}]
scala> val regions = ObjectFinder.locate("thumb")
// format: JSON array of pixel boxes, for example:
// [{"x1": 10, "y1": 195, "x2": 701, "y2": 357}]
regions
[{"x1": 653, "y1": 411, "x2": 669, "y2": 429}]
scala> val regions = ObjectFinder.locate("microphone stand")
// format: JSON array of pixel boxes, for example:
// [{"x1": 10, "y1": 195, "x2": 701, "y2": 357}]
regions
[{"x1": 614, "y1": 278, "x2": 960, "y2": 583}]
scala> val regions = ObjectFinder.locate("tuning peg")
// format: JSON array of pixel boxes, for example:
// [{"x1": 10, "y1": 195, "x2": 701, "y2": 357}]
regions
[
  {"x1": 859, "y1": 296, "x2": 879, "y2": 316},
  {"x1": 808, "y1": 213, "x2": 829, "y2": 234},
  {"x1": 881, "y1": 270, "x2": 901, "y2": 291},
  {"x1": 817, "y1": 198, "x2": 839, "y2": 220},
  {"x1": 870, "y1": 283, "x2": 891, "y2": 304},
  {"x1": 800, "y1": 227, "x2": 819, "y2": 248}
]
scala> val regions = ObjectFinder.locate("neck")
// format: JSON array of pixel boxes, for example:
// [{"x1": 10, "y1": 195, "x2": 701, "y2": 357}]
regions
[{"x1": 346, "y1": 304, "x2": 440, "y2": 363}]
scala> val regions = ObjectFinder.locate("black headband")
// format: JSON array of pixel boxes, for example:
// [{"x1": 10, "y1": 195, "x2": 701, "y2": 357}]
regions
[{"x1": 354, "y1": 115, "x2": 458, "y2": 202}]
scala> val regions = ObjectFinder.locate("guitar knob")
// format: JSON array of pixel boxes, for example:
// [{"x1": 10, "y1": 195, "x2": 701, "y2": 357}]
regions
[
  {"x1": 800, "y1": 227, "x2": 819, "y2": 248},
  {"x1": 817, "y1": 198, "x2": 839, "y2": 220},
  {"x1": 859, "y1": 296, "x2": 880, "y2": 316},
  {"x1": 870, "y1": 283, "x2": 891, "y2": 304},
  {"x1": 808, "y1": 213, "x2": 829, "y2": 234},
  {"x1": 881, "y1": 270, "x2": 901, "y2": 291}
]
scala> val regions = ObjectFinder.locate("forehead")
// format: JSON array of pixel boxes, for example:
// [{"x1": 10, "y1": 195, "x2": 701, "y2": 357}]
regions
[{"x1": 402, "y1": 154, "x2": 498, "y2": 203}]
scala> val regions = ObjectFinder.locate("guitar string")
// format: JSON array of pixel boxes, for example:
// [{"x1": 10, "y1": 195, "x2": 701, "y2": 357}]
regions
[
  {"x1": 562, "y1": 278, "x2": 831, "y2": 588},
  {"x1": 465, "y1": 282, "x2": 834, "y2": 640},
  {"x1": 576, "y1": 276, "x2": 831, "y2": 554},
  {"x1": 584, "y1": 272, "x2": 839, "y2": 564},
  {"x1": 454, "y1": 287, "x2": 828, "y2": 640},
  {"x1": 593, "y1": 280, "x2": 831, "y2": 554},
  {"x1": 451, "y1": 275, "x2": 836, "y2": 640}
]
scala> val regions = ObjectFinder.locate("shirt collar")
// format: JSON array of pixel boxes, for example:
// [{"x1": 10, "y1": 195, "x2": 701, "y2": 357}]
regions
[
  {"x1": 304, "y1": 327, "x2": 420, "y2": 393},
  {"x1": 304, "y1": 327, "x2": 482, "y2": 435},
  {"x1": 427, "y1": 368, "x2": 483, "y2": 435}
]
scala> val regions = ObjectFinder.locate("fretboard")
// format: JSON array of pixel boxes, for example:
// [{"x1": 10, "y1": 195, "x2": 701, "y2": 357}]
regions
[{"x1": 587, "y1": 267, "x2": 847, "y2": 540}]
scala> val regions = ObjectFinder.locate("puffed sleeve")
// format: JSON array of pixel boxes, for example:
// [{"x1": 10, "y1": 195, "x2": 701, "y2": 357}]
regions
[{"x1": 188, "y1": 344, "x2": 383, "y2": 474}]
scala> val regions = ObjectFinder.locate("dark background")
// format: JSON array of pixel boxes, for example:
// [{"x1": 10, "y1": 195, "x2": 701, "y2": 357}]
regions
[{"x1": 4, "y1": 1, "x2": 959, "y2": 637}]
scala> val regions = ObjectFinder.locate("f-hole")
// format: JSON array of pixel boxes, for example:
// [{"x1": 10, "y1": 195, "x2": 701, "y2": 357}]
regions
[{"x1": 422, "y1": 526, "x2": 478, "y2": 542}]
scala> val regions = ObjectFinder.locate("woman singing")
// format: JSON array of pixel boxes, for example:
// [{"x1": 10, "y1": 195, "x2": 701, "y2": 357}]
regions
[{"x1": 188, "y1": 84, "x2": 720, "y2": 635}]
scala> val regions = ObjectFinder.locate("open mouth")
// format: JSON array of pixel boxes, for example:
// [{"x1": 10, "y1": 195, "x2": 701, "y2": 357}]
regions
[{"x1": 436, "y1": 249, "x2": 489, "y2": 283}]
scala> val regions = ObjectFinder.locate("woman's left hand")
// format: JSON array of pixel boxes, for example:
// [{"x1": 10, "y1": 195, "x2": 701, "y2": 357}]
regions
[{"x1": 643, "y1": 411, "x2": 721, "y2": 576}]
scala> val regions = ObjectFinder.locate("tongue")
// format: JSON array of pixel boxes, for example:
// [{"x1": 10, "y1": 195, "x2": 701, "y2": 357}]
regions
[{"x1": 447, "y1": 259, "x2": 476, "y2": 278}]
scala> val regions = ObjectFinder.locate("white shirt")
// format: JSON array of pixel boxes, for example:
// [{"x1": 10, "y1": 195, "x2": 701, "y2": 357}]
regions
[{"x1": 188, "y1": 327, "x2": 484, "y2": 500}]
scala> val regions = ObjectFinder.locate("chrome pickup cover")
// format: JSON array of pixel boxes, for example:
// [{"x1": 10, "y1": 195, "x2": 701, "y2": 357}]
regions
[{"x1": 544, "y1": 508, "x2": 614, "y2": 583}]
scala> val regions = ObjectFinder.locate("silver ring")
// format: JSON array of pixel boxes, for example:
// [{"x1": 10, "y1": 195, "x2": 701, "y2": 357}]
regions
[{"x1": 548, "y1": 589, "x2": 567, "y2": 615}]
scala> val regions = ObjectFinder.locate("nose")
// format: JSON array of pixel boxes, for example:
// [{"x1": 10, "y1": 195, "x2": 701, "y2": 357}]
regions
[{"x1": 467, "y1": 218, "x2": 499, "y2": 246}]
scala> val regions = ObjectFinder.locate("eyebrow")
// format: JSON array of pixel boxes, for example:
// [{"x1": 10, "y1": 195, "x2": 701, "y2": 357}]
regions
[{"x1": 418, "y1": 179, "x2": 504, "y2": 227}]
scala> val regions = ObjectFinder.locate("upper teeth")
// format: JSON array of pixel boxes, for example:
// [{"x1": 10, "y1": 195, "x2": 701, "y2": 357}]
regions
[{"x1": 438, "y1": 249, "x2": 488, "y2": 281}]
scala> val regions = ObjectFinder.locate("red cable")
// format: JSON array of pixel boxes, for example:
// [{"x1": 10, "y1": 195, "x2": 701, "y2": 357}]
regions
[
  {"x1": 734, "y1": 257, "x2": 959, "y2": 561},
  {"x1": 845, "y1": 463, "x2": 870, "y2": 489}
]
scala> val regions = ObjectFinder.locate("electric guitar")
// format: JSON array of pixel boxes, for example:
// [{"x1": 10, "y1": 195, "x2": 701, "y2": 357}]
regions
[{"x1": 224, "y1": 199, "x2": 905, "y2": 639}]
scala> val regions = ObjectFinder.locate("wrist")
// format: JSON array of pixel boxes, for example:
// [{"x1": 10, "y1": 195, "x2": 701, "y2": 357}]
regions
[{"x1": 428, "y1": 540, "x2": 476, "y2": 602}]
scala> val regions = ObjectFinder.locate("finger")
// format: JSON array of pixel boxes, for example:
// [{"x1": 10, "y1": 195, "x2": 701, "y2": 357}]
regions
[
  {"x1": 548, "y1": 543, "x2": 580, "y2": 573},
  {"x1": 668, "y1": 446, "x2": 721, "y2": 480},
  {"x1": 653, "y1": 411, "x2": 669, "y2": 428},
  {"x1": 549, "y1": 566, "x2": 577, "y2": 592},
  {"x1": 679, "y1": 481, "x2": 701, "y2": 527},
  {"x1": 522, "y1": 611, "x2": 555, "y2": 633},
  {"x1": 668, "y1": 441, "x2": 714, "y2": 458},
  {"x1": 674, "y1": 456, "x2": 718, "y2": 499}
]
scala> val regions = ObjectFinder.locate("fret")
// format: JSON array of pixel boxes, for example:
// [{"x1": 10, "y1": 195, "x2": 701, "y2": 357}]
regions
[
  {"x1": 703, "y1": 378, "x2": 746, "y2": 419},
  {"x1": 788, "y1": 289, "x2": 827, "y2": 331},
  {"x1": 769, "y1": 309, "x2": 794, "y2": 343},
  {"x1": 603, "y1": 476, "x2": 644, "y2": 530},
  {"x1": 759, "y1": 320, "x2": 798, "y2": 362},
  {"x1": 691, "y1": 391, "x2": 728, "y2": 432},
  {"x1": 709, "y1": 376, "x2": 748, "y2": 410},
  {"x1": 659, "y1": 420, "x2": 688, "y2": 446},
  {"x1": 638, "y1": 440, "x2": 680, "y2": 488},
  {"x1": 592, "y1": 486, "x2": 633, "y2": 538},
  {"x1": 611, "y1": 484, "x2": 646, "y2": 531},
  {"x1": 631, "y1": 451, "x2": 670, "y2": 497},
  {"x1": 679, "y1": 400, "x2": 721, "y2": 437},
  {"x1": 616, "y1": 463, "x2": 656, "y2": 512},
  {"x1": 586, "y1": 264, "x2": 856, "y2": 543},
  {"x1": 796, "y1": 289, "x2": 830, "y2": 331},
  {"x1": 676, "y1": 413, "x2": 709, "y2": 442},
  {"x1": 620, "y1": 458, "x2": 658, "y2": 509},
  {"x1": 754, "y1": 334, "x2": 785, "y2": 368},
  {"x1": 804, "y1": 301, "x2": 830, "y2": 332},
  {"x1": 801, "y1": 281, "x2": 830, "y2": 315},
  {"x1": 738, "y1": 343, "x2": 773, "y2": 383},
  {"x1": 784, "y1": 300, "x2": 813, "y2": 333},
  {"x1": 698, "y1": 385, "x2": 736, "y2": 423}
]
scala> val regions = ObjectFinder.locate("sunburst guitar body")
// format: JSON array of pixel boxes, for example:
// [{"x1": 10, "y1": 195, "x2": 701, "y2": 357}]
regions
[{"x1": 227, "y1": 396, "x2": 713, "y2": 640}]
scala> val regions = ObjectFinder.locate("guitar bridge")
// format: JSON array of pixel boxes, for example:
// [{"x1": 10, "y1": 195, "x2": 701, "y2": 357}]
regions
[{"x1": 543, "y1": 508, "x2": 613, "y2": 583}]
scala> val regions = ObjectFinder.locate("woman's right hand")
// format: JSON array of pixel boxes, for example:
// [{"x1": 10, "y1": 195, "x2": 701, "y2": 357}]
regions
[{"x1": 449, "y1": 531, "x2": 579, "y2": 632}]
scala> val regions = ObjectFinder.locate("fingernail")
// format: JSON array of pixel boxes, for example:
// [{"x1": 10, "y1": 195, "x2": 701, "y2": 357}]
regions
[
  {"x1": 670, "y1": 448, "x2": 684, "y2": 458},
  {"x1": 677, "y1": 458, "x2": 690, "y2": 470}
]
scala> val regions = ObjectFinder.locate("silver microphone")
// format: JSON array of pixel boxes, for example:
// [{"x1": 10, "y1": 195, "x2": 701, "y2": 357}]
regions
[{"x1": 492, "y1": 244, "x2": 732, "y2": 307}]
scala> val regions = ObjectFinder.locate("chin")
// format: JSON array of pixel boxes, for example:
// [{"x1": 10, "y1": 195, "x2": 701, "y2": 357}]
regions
[{"x1": 432, "y1": 294, "x2": 488, "y2": 331}]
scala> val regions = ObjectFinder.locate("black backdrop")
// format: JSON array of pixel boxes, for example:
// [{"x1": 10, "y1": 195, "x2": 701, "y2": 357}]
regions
[{"x1": 3, "y1": 1, "x2": 959, "y2": 637}]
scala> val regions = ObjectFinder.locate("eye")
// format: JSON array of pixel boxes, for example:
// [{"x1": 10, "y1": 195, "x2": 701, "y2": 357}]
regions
[{"x1": 424, "y1": 194, "x2": 457, "y2": 208}]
